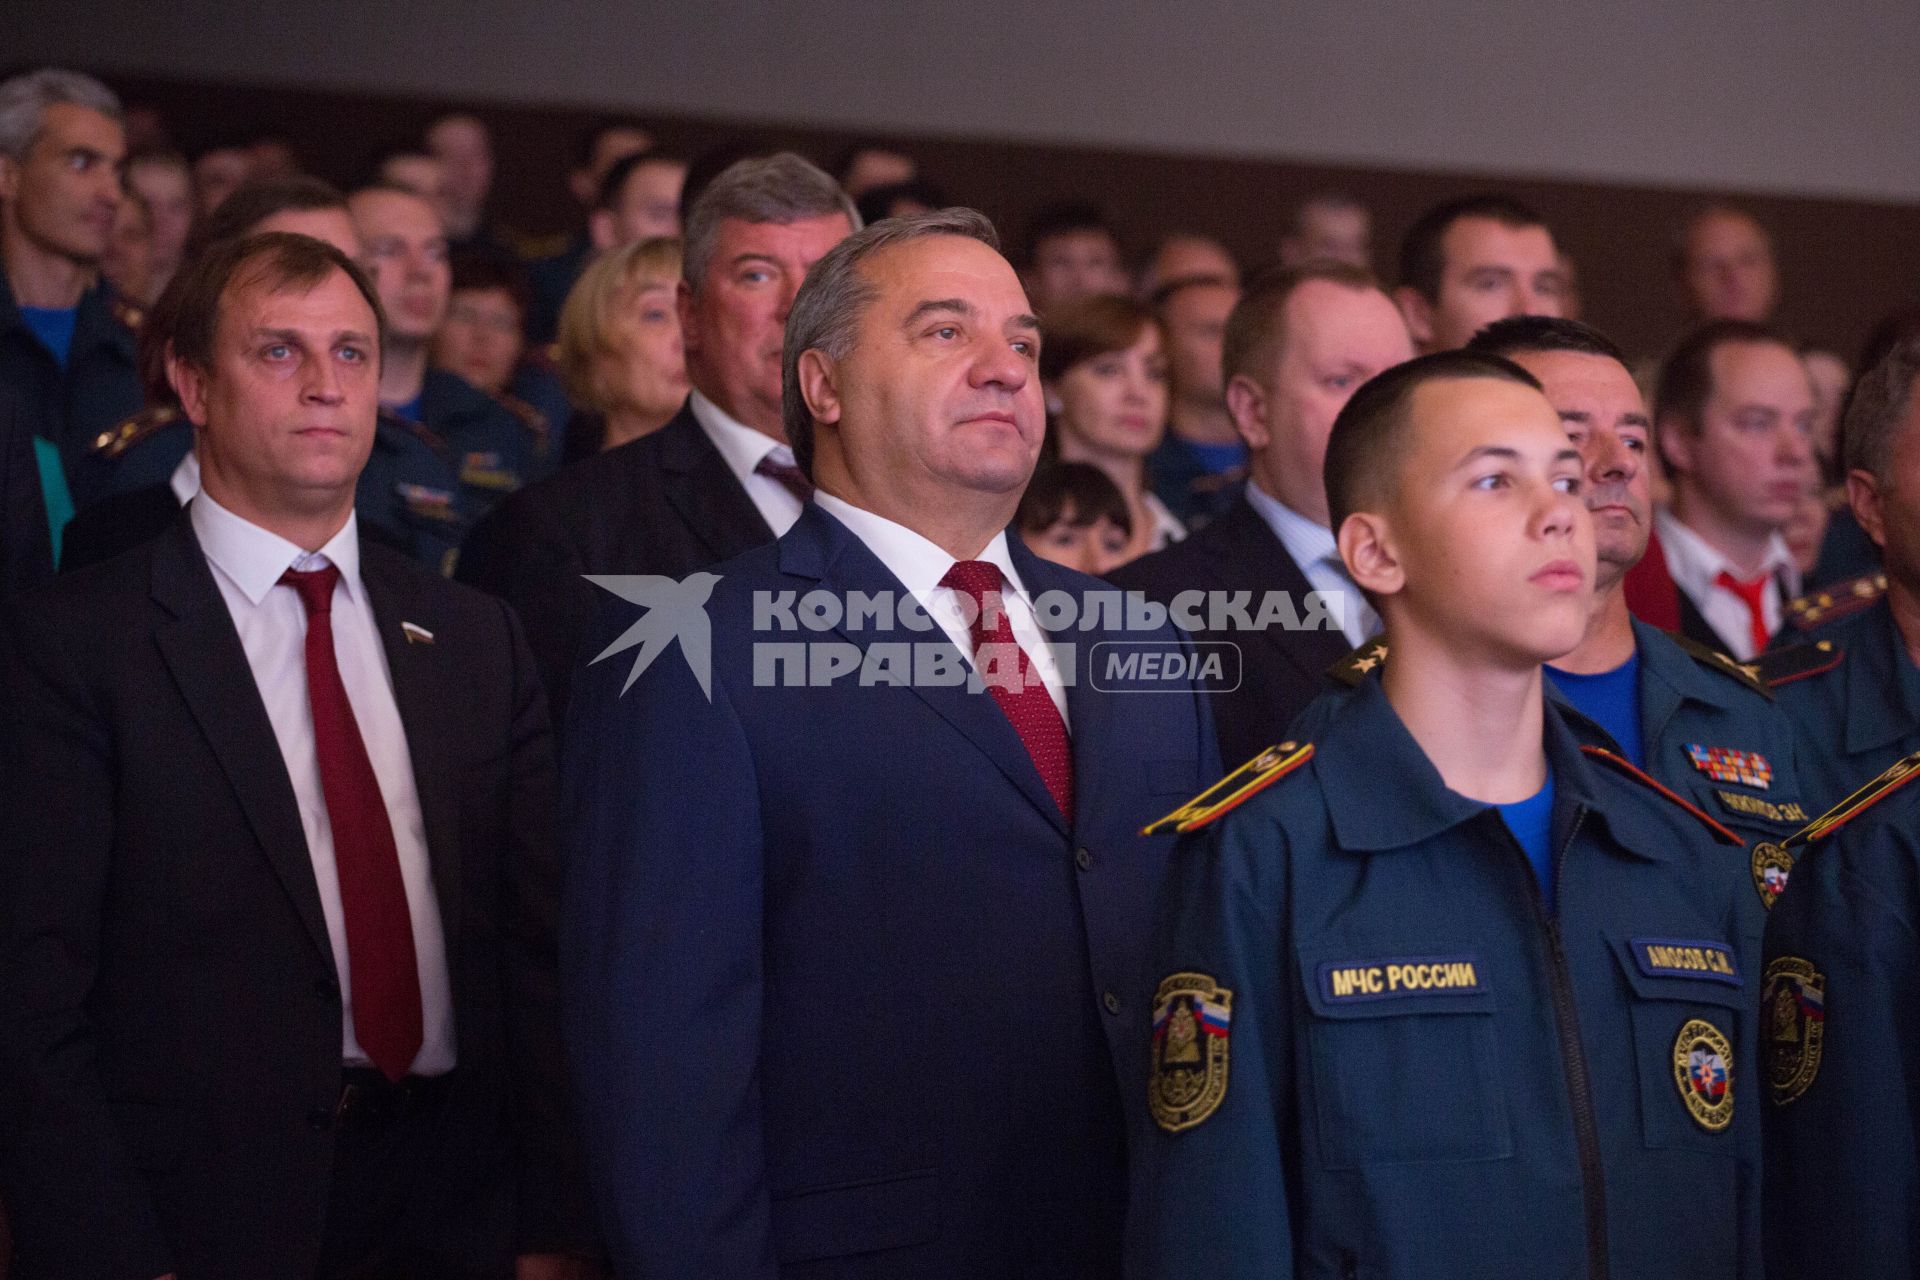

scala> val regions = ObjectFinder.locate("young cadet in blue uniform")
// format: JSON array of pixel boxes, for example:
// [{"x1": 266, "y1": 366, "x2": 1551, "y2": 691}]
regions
[
  {"x1": 1762, "y1": 336, "x2": 1920, "y2": 809},
  {"x1": 1134, "y1": 351, "x2": 1761, "y2": 1280},
  {"x1": 1466, "y1": 317, "x2": 1810, "y2": 912},
  {"x1": 1759, "y1": 752, "x2": 1920, "y2": 1279}
]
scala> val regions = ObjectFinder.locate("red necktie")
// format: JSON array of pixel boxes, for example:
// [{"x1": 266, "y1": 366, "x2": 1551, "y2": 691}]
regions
[
  {"x1": 281, "y1": 565, "x2": 423, "y2": 1082},
  {"x1": 939, "y1": 559, "x2": 1074, "y2": 822},
  {"x1": 755, "y1": 454, "x2": 814, "y2": 503},
  {"x1": 1714, "y1": 569, "x2": 1773, "y2": 655}
]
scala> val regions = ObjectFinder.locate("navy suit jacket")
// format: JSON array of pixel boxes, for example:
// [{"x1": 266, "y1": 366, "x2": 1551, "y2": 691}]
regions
[{"x1": 562, "y1": 502, "x2": 1218, "y2": 1278}]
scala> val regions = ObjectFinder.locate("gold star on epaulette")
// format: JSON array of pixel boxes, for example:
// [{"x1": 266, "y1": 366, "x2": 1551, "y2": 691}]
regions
[
  {"x1": 1785, "y1": 572, "x2": 1886, "y2": 630},
  {"x1": 1326, "y1": 641, "x2": 1389, "y2": 687},
  {"x1": 1669, "y1": 632, "x2": 1771, "y2": 698},
  {"x1": 1142, "y1": 741, "x2": 1314, "y2": 836},
  {"x1": 89, "y1": 405, "x2": 179, "y2": 459},
  {"x1": 110, "y1": 296, "x2": 145, "y2": 331}
]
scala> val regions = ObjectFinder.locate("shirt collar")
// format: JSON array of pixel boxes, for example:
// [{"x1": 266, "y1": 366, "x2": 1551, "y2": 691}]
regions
[
  {"x1": 1245, "y1": 480, "x2": 1338, "y2": 571},
  {"x1": 813, "y1": 490, "x2": 1029, "y2": 605},
  {"x1": 688, "y1": 388, "x2": 792, "y2": 474},
  {"x1": 169, "y1": 450, "x2": 202, "y2": 504},
  {"x1": 1655, "y1": 507, "x2": 1800, "y2": 597},
  {"x1": 190, "y1": 489, "x2": 363, "y2": 607}
]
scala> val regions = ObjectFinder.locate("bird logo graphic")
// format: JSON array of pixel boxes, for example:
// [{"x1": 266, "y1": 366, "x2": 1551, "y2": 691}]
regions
[{"x1": 584, "y1": 573, "x2": 722, "y2": 699}]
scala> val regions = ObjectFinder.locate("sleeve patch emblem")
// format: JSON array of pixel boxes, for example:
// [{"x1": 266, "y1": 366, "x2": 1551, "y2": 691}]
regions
[
  {"x1": 1751, "y1": 842, "x2": 1795, "y2": 910},
  {"x1": 1762, "y1": 956, "x2": 1826, "y2": 1105},
  {"x1": 1148, "y1": 972, "x2": 1232, "y2": 1133},
  {"x1": 1673, "y1": 1018, "x2": 1736, "y2": 1132}
]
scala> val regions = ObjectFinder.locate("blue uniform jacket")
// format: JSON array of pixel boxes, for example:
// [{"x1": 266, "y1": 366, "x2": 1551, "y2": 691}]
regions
[
  {"x1": 1134, "y1": 678, "x2": 1761, "y2": 1280},
  {"x1": 562, "y1": 502, "x2": 1218, "y2": 1278},
  {"x1": 1766, "y1": 588, "x2": 1920, "y2": 811},
  {"x1": 1761, "y1": 758, "x2": 1920, "y2": 1279}
]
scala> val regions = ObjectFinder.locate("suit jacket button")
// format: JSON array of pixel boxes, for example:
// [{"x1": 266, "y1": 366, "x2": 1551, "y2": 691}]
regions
[
  {"x1": 1074, "y1": 847, "x2": 1094, "y2": 871},
  {"x1": 1102, "y1": 991, "x2": 1121, "y2": 1015},
  {"x1": 307, "y1": 1106, "x2": 334, "y2": 1132}
]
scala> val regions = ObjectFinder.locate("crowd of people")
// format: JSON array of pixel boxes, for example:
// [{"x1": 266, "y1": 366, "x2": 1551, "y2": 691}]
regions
[{"x1": 0, "y1": 63, "x2": 1917, "y2": 1279}]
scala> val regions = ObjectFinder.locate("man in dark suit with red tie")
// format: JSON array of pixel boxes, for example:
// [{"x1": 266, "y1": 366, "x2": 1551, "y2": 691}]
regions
[
  {"x1": 563, "y1": 209, "x2": 1218, "y2": 1277},
  {"x1": 455, "y1": 153, "x2": 857, "y2": 720},
  {"x1": 0, "y1": 232, "x2": 591, "y2": 1278}
]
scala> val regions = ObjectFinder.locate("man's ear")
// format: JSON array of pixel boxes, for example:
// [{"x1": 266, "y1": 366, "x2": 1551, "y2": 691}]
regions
[
  {"x1": 587, "y1": 209, "x2": 616, "y2": 252},
  {"x1": 1847, "y1": 468, "x2": 1887, "y2": 549},
  {"x1": 1338, "y1": 509, "x2": 1405, "y2": 599},
  {"x1": 797, "y1": 348, "x2": 843, "y2": 429},
  {"x1": 1657, "y1": 415, "x2": 1695, "y2": 478},
  {"x1": 1392, "y1": 287, "x2": 1435, "y2": 350},
  {"x1": 167, "y1": 345, "x2": 209, "y2": 428},
  {"x1": 569, "y1": 167, "x2": 597, "y2": 208},
  {"x1": 1225, "y1": 373, "x2": 1270, "y2": 450},
  {"x1": 0, "y1": 154, "x2": 18, "y2": 205}
]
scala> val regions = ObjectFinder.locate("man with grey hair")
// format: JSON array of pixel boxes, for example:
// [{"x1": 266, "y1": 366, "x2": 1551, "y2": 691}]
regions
[
  {"x1": 0, "y1": 67, "x2": 143, "y2": 514},
  {"x1": 1763, "y1": 336, "x2": 1920, "y2": 808},
  {"x1": 563, "y1": 208, "x2": 1217, "y2": 1277},
  {"x1": 457, "y1": 151, "x2": 857, "y2": 718}
]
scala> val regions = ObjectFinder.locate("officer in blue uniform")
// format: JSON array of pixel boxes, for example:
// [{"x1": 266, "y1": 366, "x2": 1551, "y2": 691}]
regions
[
  {"x1": 1760, "y1": 753, "x2": 1920, "y2": 1279},
  {"x1": 1761, "y1": 336, "x2": 1920, "y2": 810},
  {"x1": 1135, "y1": 352, "x2": 1760, "y2": 1280}
]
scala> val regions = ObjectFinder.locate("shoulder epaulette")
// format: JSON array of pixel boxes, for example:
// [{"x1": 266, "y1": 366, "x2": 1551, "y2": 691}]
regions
[
  {"x1": 493, "y1": 391, "x2": 549, "y2": 438},
  {"x1": 1326, "y1": 640, "x2": 1389, "y2": 688},
  {"x1": 1580, "y1": 744, "x2": 1744, "y2": 846},
  {"x1": 1785, "y1": 751, "x2": 1920, "y2": 849},
  {"x1": 381, "y1": 410, "x2": 451, "y2": 460},
  {"x1": 1754, "y1": 639, "x2": 1843, "y2": 689},
  {"x1": 1784, "y1": 572, "x2": 1886, "y2": 631},
  {"x1": 89, "y1": 404, "x2": 179, "y2": 460},
  {"x1": 110, "y1": 295, "x2": 145, "y2": 332},
  {"x1": 1142, "y1": 742, "x2": 1314, "y2": 836},
  {"x1": 1667, "y1": 632, "x2": 1771, "y2": 698}
]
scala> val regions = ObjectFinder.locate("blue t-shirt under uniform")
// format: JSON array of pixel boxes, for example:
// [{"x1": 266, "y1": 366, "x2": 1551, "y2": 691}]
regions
[
  {"x1": 1497, "y1": 770, "x2": 1558, "y2": 913},
  {"x1": 21, "y1": 305, "x2": 78, "y2": 369},
  {"x1": 1546, "y1": 651, "x2": 1644, "y2": 767},
  {"x1": 1185, "y1": 438, "x2": 1247, "y2": 476},
  {"x1": 387, "y1": 394, "x2": 425, "y2": 424}
]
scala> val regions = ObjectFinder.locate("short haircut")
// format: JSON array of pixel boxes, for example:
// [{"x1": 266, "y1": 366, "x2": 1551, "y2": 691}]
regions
[
  {"x1": 594, "y1": 148, "x2": 687, "y2": 213},
  {"x1": 1672, "y1": 203, "x2": 1773, "y2": 273},
  {"x1": 1288, "y1": 191, "x2": 1366, "y2": 233},
  {"x1": 574, "y1": 117, "x2": 651, "y2": 170},
  {"x1": 853, "y1": 179, "x2": 951, "y2": 228},
  {"x1": 0, "y1": 68, "x2": 121, "y2": 160},
  {"x1": 782, "y1": 207, "x2": 999, "y2": 475},
  {"x1": 1397, "y1": 194, "x2": 1548, "y2": 303},
  {"x1": 556, "y1": 236, "x2": 683, "y2": 412},
  {"x1": 184, "y1": 175, "x2": 347, "y2": 262},
  {"x1": 1147, "y1": 272, "x2": 1237, "y2": 312},
  {"x1": 449, "y1": 247, "x2": 532, "y2": 317},
  {"x1": 1323, "y1": 350, "x2": 1541, "y2": 532},
  {"x1": 167, "y1": 231, "x2": 386, "y2": 376},
  {"x1": 1652, "y1": 317, "x2": 1792, "y2": 432},
  {"x1": 1841, "y1": 335, "x2": 1920, "y2": 485},
  {"x1": 127, "y1": 146, "x2": 189, "y2": 178},
  {"x1": 1038, "y1": 293, "x2": 1157, "y2": 385},
  {"x1": 1221, "y1": 260, "x2": 1381, "y2": 384},
  {"x1": 1017, "y1": 461, "x2": 1133, "y2": 536},
  {"x1": 1019, "y1": 200, "x2": 1118, "y2": 270},
  {"x1": 1465, "y1": 314, "x2": 1628, "y2": 366},
  {"x1": 681, "y1": 152, "x2": 859, "y2": 295}
]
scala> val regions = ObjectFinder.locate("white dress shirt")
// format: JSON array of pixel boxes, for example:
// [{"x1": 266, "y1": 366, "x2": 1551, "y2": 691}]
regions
[
  {"x1": 814, "y1": 491, "x2": 1071, "y2": 727},
  {"x1": 1655, "y1": 508, "x2": 1802, "y2": 661},
  {"x1": 1244, "y1": 481, "x2": 1380, "y2": 649},
  {"x1": 1143, "y1": 492, "x2": 1186, "y2": 551},
  {"x1": 168, "y1": 450, "x2": 201, "y2": 504},
  {"x1": 191, "y1": 493, "x2": 455, "y2": 1074},
  {"x1": 688, "y1": 389, "x2": 804, "y2": 537}
]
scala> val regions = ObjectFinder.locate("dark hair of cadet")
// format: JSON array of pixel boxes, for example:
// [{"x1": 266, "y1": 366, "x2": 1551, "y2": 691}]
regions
[
  {"x1": 1017, "y1": 461, "x2": 1134, "y2": 536},
  {"x1": 1323, "y1": 350, "x2": 1542, "y2": 533}
]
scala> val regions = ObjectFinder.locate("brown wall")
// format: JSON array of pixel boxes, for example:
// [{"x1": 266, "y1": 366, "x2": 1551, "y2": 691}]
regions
[{"x1": 112, "y1": 73, "x2": 1920, "y2": 367}]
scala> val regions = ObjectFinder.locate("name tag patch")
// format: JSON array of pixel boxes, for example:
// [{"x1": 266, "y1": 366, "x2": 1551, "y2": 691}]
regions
[
  {"x1": 1318, "y1": 955, "x2": 1484, "y2": 1004},
  {"x1": 1632, "y1": 937, "x2": 1740, "y2": 986},
  {"x1": 1714, "y1": 790, "x2": 1807, "y2": 824}
]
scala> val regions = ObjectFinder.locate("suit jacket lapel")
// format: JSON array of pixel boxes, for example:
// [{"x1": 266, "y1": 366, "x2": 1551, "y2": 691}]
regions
[
  {"x1": 657, "y1": 404, "x2": 774, "y2": 564},
  {"x1": 360, "y1": 551, "x2": 463, "y2": 971},
  {"x1": 1209, "y1": 501, "x2": 1352, "y2": 677},
  {"x1": 782, "y1": 506, "x2": 1070, "y2": 837},
  {"x1": 149, "y1": 515, "x2": 334, "y2": 967}
]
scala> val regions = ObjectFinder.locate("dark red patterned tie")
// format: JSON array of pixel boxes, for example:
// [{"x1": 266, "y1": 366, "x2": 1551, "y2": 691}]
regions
[
  {"x1": 939, "y1": 559, "x2": 1074, "y2": 822},
  {"x1": 1715, "y1": 569, "x2": 1773, "y2": 655},
  {"x1": 754, "y1": 454, "x2": 814, "y2": 502},
  {"x1": 281, "y1": 565, "x2": 423, "y2": 1081}
]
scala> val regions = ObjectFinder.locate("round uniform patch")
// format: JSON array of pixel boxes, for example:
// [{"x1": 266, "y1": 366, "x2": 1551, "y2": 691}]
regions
[
  {"x1": 1752, "y1": 842, "x2": 1795, "y2": 910},
  {"x1": 1762, "y1": 956, "x2": 1826, "y2": 1105},
  {"x1": 1148, "y1": 972, "x2": 1232, "y2": 1133},
  {"x1": 1672, "y1": 1018, "x2": 1736, "y2": 1132}
]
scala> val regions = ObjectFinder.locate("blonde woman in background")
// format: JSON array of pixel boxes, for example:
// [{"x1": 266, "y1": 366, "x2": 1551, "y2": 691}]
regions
[{"x1": 556, "y1": 236, "x2": 690, "y2": 458}]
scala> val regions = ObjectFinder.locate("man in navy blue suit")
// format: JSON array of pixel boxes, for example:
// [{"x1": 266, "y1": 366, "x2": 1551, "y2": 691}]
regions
[{"x1": 562, "y1": 208, "x2": 1219, "y2": 1278}]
